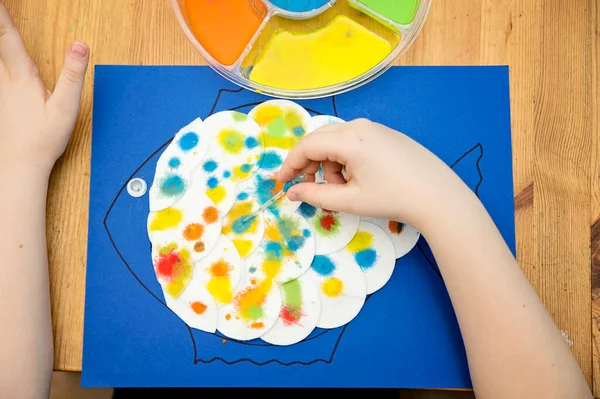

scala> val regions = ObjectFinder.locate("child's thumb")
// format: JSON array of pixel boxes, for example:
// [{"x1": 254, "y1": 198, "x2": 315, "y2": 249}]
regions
[{"x1": 287, "y1": 182, "x2": 354, "y2": 213}]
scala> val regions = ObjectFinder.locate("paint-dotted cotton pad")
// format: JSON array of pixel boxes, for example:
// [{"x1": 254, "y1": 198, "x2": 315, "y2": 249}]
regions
[
  {"x1": 364, "y1": 217, "x2": 421, "y2": 259},
  {"x1": 298, "y1": 202, "x2": 360, "y2": 255},
  {"x1": 147, "y1": 183, "x2": 222, "y2": 263},
  {"x1": 249, "y1": 100, "x2": 311, "y2": 151},
  {"x1": 221, "y1": 198, "x2": 265, "y2": 259},
  {"x1": 346, "y1": 221, "x2": 396, "y2": 294},
  {"x1": 307, "y1": 252, "x2": 367, "y2": 329},
  {"x1": 255, "y1": 210, "x2": 315, "y2": 284},
  {"x1": 203, "y1": 111, "x2": 263, "y2": 183},
  {"x1": 195, "y1": 235, "x2": 243, "y2": 307},
  {"x1": 261, "y1": 273, "x2": 321, "y2": 346},
  {"x1": 192, "y1": 163, "x2": 238, "y2": 217},
  {"x1": 149, "y1": 118, "x2": 209, "y2": 211},
  {"x1": 162, "y1": 275, "x2": 218, "y2": 333},
  {"x1": 217, "y1": 264, "x2": 282, "y2": 341},
  {"x1": 308, "y1": 114, "x2": 345, "y2": 133}
]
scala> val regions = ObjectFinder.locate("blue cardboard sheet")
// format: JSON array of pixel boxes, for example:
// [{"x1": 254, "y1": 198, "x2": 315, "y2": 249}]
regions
[{"x1": 82, "y1": 66, "x2": 514, "y2": 388}]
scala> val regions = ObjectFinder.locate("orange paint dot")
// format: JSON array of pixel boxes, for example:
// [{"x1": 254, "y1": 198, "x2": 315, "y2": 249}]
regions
[
  {"x1": 225, "y1": 313, "x2": 231, "y2": 320},
  {"x1": 191, "y1": 301, "x2": 207, "y2": 315},
  {"x1": 210, "y1": 259, "x2": 231, "y2": 277},
  {"x1": 183, "y1": 223, "x2": 204, "y2": 240},
  {"x1": 250, "y1": 278, "x2": 257, "y2": 285},
  {"x1": 388, "y1": 221, "x2": 404, "y2": 235},
  {"x1": 194, "y1": 241, "x2": 205, "y2": 253},
  {"x1": 203, "y1": 206, "x2": 219, "y2": 223},
  {"x1": 222, "y1": 339, "x2": 227, "y2": 345},
  {"x1": 250, "y1": 322, "x2": 264, "y2": 329}
]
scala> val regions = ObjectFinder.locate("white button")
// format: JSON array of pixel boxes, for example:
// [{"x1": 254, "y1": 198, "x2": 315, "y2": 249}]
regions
[{"x1": 127, "y1": 178, "x2": 147, "y2": 198}]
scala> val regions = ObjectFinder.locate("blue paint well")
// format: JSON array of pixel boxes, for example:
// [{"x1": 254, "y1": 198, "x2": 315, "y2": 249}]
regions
[
  {"x1": 168, "y1": 157, "x2": 181, "y2": 168},
  {"x1": 355, "y1": 249, "x2": 377, "y2": 270},
  {"x1": 207, "y1": 177, "x2": 219, "y2": 189},
  {"x1": 237, "y1": 192, "x2": 249, "y2": 201},
  {"x1": 178, "y1": 132, "x2": 199, "y2": 151},
  {"x1": 298, "y1": 202, "x2": 317, "y2": 218},
  {"x1": 245, "y1": 136, "x2": 259, "y2": 149},
  {"x1": 203, "y1": 160, "x2": 218, "y2": 172},
  {"x1": 292, "y1": 126, "x2": 305, "y2": 137},
  {"x1": 160, "y1": 174, "x2": 186, "y2": 197},
  {"x1": 311, "y1": 255, "x2": 336, "y2": 276},
  {"x1": 269, "y1": 0, "x2": 330, "y2": 13},
  {"x1": 259, "y1": 151, "x2": 283, "y2": 170}
]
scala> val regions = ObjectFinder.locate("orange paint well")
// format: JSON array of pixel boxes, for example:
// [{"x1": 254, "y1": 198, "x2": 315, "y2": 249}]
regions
[{"x1": 184, "y1": 0, "x2": 266, "y2": 66}]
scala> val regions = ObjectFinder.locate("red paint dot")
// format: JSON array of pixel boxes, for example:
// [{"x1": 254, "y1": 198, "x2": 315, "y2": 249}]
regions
[
  {"x1": 320, "y1": 214, "x2": 336, "y2": 231},
  {"x1": 155, "y1": 250, "x2": 180, "y2": 279},
  {"x1": 280, "y1": 306, "x2": 302, "y2": 326}
]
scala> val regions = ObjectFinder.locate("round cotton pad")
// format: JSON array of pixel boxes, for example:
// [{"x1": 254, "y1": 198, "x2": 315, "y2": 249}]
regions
[
  {"x1": 249, "y1": 100, "x2": 311, "y2": 151},
  {"x1": 221, "y1": 198, "x2": 266, "y2": 259},
  {"x1": 195, "y1": 235, "x2": 244, "y2": 307},
  {"x1": 147, "y1": 182, "x2": 223, "y2": 263},
  {"x1": 308, "y1": 114, "x2": 345, "y2": 133},
  {"x1": 192, "y1": 163, "x2": 238, "y2": 217},
  {"x1": 307, "y1": 252, "x2": 367, "y2": 329},
  {"x1": 203, "y1": 111, "x2": 263, "y2": 183},
  {"x1": 297, "y1": 202, "x2": 360, "y2": 255},
  {"x1": 363, "y1": 217, "x2": 421, "y2": 259},
  {"x1": 346, "y1": 221, "x2": 396, "y2": 294},
  {"x1": 163, "y1": 277, "x2": 218, "y2": 333},
  {"x1": 217, "y1": 265, "x2": 282, "y2": 341},
  {"x1": 260, "y1": 273, "x2": 321, "y2": 346}
]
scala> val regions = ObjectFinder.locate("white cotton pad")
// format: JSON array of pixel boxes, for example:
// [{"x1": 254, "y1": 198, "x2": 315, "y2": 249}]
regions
[
  {"x1": 192, "y1": 164, "x2": 238, "y2": 217},
  {"x1": 260, "y1": 273, "x2": 321, "y2": 346},
  {"x1": 221, "y1": 198, "x2": 266, "y2": 259},
  {"x1": 149, "y1": 118, "x2": 209, "y2": 211},
  {"x1": 216, "y1": 264, "x2": 282, "y2": 341},
  {"x1": 306, "y1": 252, "x2": 367, "y2": 329},
  {"x1": 195, "y1": 235, "x2": 244, "y2": 307},
  {"x1": 162, "y1": 277, "x2": 218, "y2": 334},
  {"x1": 203, "y1": 111, "x2": 263, "y2": 183},
  {"x1": 363, "y1": 217, "x2": 421, "y2": 259},
  {"x1": 249, "y1": 100, "x2": 311, "y2": 151},
  {"x1": 147, "y1": 182, "x2": 223, "y2": 262},
  {"x1": 346, "y1": 221, "x2": 396, "y2": 295},
  {"x1": 308, "y1": 114, "x2": 345, "y2": 133},
  {"x1": 150, "y1": 243, "x2": 195, "y2": 299},
  {"x1": 238, "y1": 148, "x2": 301, "y2": 217},
  {"x1": 249, "y1": 210, "x2": 315, "y2": 284},
  {"x1": 297, "y1": 202, "x2": 360, "y2": 255}
]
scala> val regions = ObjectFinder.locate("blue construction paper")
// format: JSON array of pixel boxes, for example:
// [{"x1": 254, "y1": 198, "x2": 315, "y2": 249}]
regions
[{"x1": 82, "y1": 66, "x2": 514, "y2": 389}]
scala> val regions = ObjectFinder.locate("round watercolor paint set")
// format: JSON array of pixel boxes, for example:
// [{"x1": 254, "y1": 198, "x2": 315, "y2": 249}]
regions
[{"x1": 171, "y1": 0, "x2": 431, "y2": 99}]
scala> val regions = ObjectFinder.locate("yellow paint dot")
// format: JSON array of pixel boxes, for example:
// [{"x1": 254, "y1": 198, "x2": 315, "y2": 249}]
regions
[
  {"x1": 232, "y1": 239, "x2": 253, "y2": 257},
  {"x1": 149, "y1": 208, "x2": 182, "y2": 232},
  {"x1": 252, "y1": 104, "x2": 283, "y2": 127},
  {"x1": 218, "y1": 129, "x2": 244, "y2": 154},
  {"x1": 206, "y1": 185, "x2": 226, "y2": 205},
  {"x1": 321, "y1": 277, "x2": 344, "y2": 297},
  {"x1": 347, "y1": 231, "x2": 373, "y2": 253},
  {"x1": 207, "y1": 277, "x2": 233, "y2": 305}
]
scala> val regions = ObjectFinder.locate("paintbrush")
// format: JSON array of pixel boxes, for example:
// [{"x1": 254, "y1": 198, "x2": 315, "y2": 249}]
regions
[{"x1": 240, "y1": 173, "x2": 308, "y2": 225}]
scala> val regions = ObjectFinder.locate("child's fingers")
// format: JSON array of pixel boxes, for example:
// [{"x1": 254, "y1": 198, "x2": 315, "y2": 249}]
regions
[
  {"x1": 286, "y1": 181, "x2": 357, "y2": 214},
  {"x1": 46, "y1": 41, "x2": 89, "y2": 121},
  {"x1": 0, "y1": 2, "x2": 32, "y2": 77}
]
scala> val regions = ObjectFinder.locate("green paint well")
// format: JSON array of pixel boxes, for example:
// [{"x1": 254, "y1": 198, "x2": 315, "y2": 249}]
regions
[{"x1": 356, "y1": 0, "x2": 419, "y2": 25}]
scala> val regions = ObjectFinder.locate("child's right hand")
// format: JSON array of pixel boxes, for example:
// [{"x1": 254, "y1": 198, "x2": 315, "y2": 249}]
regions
[{"x1": 279, "y1": 118, "x2": 474, "y2": 231}]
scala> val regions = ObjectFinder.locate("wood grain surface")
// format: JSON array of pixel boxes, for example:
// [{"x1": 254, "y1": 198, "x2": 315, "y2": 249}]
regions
[{"x1": 4, "y1": 0, "x2": 599, "y2": 393}]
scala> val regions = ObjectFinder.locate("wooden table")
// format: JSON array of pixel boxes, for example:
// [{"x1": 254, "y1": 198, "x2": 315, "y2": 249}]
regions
[{"x1": 7, "y1": 0, "x2": 599, "y2": 393}]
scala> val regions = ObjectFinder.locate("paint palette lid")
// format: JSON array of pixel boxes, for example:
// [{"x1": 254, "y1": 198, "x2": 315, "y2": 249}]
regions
[{"x1": 171, "y1": 0, "x2": 431, "y2": 99}]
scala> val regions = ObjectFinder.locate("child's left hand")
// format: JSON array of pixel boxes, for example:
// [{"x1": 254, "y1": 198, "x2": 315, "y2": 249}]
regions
[{"x1": 0, "y1": 2, "x2": 89, "y2": 178}]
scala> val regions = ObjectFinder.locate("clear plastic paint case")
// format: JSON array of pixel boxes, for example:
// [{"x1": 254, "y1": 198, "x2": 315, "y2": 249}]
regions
[{"x1": 171, "y1": 0, "x2": 431, "y2": 99}]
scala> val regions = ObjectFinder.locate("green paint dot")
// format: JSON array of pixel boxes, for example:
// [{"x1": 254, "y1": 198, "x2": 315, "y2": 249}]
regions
[
  {"x1": 282, "y1": 279, "x2": 303, "y2": 308},
  {"x1": 266, "y1": 117, "x2": 286, "y2": 138},
  {"x1": 232, "y1": 112, "x2": 247, "y2": 122},
  {"x1": 247, "y1": 305, "x2": 263, "y2": 321},
  {"x1": 218, "y1": 129, "x2": 244, "y2": 154}
]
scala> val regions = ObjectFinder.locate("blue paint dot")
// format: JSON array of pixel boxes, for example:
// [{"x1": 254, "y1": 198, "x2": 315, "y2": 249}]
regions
[
  {"x1": 237, "y1": 192, "x2": 249, "y2": 201},
  {"x1": 249, "y1": 267, "x2": 257, "y2": 273},
  {"x1": 286, "y1": 236, "x2": 305, "y2": 251},
  {"x1": 259, "y1": 151, "x2": 283, "y2": 170},
  {"x1": 178, "y1": 132, "x2": 199, "y2": 151},
  {"x1": 311, "y1": 255, "x2": 336, "y2": 276},
  {"x1": 255, "y1": 176, "x2": 277, "y2": 205},
  {"x1": 240, "y1": 163, "x2": 253, "y2": 173},
  {"x1": 207, "y1": 177, "x2": 219, "y2": 189},
  {"x1": 355, "y1": 249, "x2": 377, "y2": 270},
  {"x1": 265, "y1": 241, "x2": 283, "y2": 260},
  {"x1": 245, "y1": 136, "x2": 259, "y2": 149},
  {"x1": 232, "y1": 218, "x2": 251, "y2": 234},
  {"x1": 303, "y1": 229, "x2": 311, "y2": 237},
  {"x1": 292, "y1": 126, "x2": 305, "y2": 137},
  {"x1": 168, "y1": 157, "x2": 181, "y2": 168},
  {"x1": 203, "y1": 160, "x2": 218, "y2": 172},
  {"x1": 223, "y1": 170, "x2": 232, "y2": 178},
  {"x1": 160, "y1": 175, "x2": 185, "y2": 196},
  {"x1": 298, "y1": 202, "x2": 317, "y2": 218}
]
